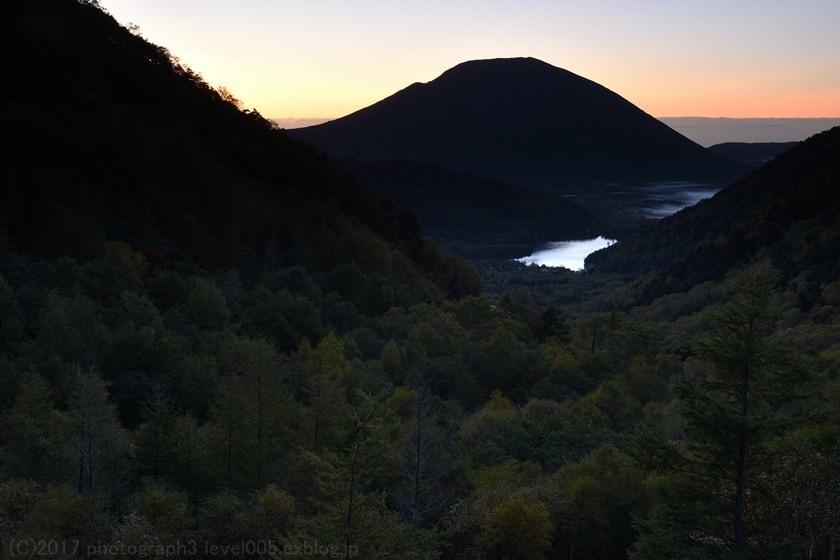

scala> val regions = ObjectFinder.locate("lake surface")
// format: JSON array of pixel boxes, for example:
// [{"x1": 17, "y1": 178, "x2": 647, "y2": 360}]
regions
[
  {"x1": 636, "y1": 182, "x2": 718, "y2": 218},
  {"x1": 518, "y1": 182, "x2": 716, "y2": 269},
  {"x1": 517, "y1": 236, "x2": 616, "y2": 270}
]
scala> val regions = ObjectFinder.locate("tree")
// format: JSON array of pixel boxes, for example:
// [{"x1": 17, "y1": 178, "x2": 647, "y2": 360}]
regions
[
  {"x1": 393, "y1": 386, "x2": 456, "y2": 523},
  {"x1": 0, "y1": 480, "x2": 38, "y2": 545},
  {"x1": 579, "y1": 377, "x2": 641, "y2": 429},
  {"x1": 133, "y1": 391, "x2": 179, "y2": 481},
  {"x1": 185, "y1": 277, "x2": 230, "y2": 330},
  {"x1": 176, "y1": 354, "x2": 218, "y2": 420},
  {"x1": 762, "y1": 426, "x2": 840, "y2": 560},
  {"x1": 208, "y1": 336, "x2": 296, "y2": 489},
  {"x1": 2, "y1": 369, "x2": 69, "y2": 483},
  {"x1": 549, "y1": 445, "x2": 647, "y2": 560},
  {"x1": 633, "y1": 261, "x2": 804, "y2": 559},
  {"x1": 297, "y1": 394, "x2": 436, "y2": 559},
  {"x1": 68, "y1": 366, "x2": 126, "y2": 493},
  {"x1": 481, "y1": 496, "x2": 552, "y2": 560},
  {"x1": 459, "y1": 392, "x2": 530, "y2": 468},
  {"x1": 35, "y1": 292, "x2": 110, "y2": 393},
  {"x1": 132, "y1": 481, "x2": 194, "y2": 544},
  {"x1": 300, "y1": 334, "x2": 351, "y2": 450},
  {"x1": 16, "y1": 485, "x2": 111, "y2": 554},
  {"x1": 0, "y1": 274, "x2": 25, "y2": 356},
  {"x1": 380, "y1": 339, "x2": 403, "y2": 382}
]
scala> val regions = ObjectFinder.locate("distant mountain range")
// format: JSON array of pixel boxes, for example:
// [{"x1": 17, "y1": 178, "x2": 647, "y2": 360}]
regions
[
  {"x1": 291, "y1": 58, "x2": 747, "y2": 190},
  {"x1": 587, "y1": 126, "x2": 840, "y2": 306},
  {"x1": 708, "y1": 142, "x2": 798, "y2": 168},
  {"x1": 660, "y1": 117, "x2": 840, "y2": 146}
]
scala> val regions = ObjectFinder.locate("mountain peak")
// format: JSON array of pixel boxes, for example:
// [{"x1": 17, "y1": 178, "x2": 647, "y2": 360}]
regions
[
  {"x1": 292, "y1": 58, "x2": 746, "y2": 188},
  {"x1": 431, "y1": 57, "x2": 588, "y2": 89},
  {"x1": 441, "y1": 56, "x2": 553, "y2": 73}
]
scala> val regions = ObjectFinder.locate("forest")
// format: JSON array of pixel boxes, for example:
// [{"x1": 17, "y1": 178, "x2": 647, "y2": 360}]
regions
[{"x1": 1, "y1": 1, "x2": 839, "y2": 560}]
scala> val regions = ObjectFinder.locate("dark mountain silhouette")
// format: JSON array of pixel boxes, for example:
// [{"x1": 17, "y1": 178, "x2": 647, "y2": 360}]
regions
[
  {"x1": 587, "y1": 127, "x2": 840, "y2": 307},
  {"x1": 0, "y1": 0, "x2": 480, "y2": 301},
  {"x1": 347, "y1": 160, "x2": 602, "y2": 258},
  {"x1": 291, "y1": 57, "x2": 747, "y2": 189},
  {"x1": 708, "y1": 141, "x2": 799, "y2": 168}
]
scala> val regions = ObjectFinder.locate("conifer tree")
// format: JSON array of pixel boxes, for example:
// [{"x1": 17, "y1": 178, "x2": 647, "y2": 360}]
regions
[
  {"x1": 134, "y1": 391, "x2": 178, "y2": 481},
  {"x1": 208, "y1": 336, "x2": 296, "y2": 489},
  {"x1": 393, "y1": 385, "x2": 455, "y2": 523},
  {"x1": 2, "y1": 369, "x2": 68, "y2": 483},
  {"x1": 301, "y1": 334, "x2": 351, "y2": 450},
  {"x1": 298, "y1": 394, "x2": 438, "y2": 559},
  {"x1": 632, "y1": 261, "x2": 804, "y2": 559},
  {"x1": 68, "y1": 366, "x2": 126, "y2": 493}
]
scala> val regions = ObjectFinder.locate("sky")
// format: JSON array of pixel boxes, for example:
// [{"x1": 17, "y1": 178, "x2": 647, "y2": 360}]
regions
[{"x1": 99, "y1": 0, "x2": 840, "y2": 121}]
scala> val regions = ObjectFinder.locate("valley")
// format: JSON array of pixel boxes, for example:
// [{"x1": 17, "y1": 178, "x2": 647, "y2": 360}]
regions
[{"x1": 1, "y1": 3, "x2": 838, "y2": 560}]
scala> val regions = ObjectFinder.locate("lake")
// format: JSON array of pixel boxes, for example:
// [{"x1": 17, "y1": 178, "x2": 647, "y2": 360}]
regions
[
  {"x1": 516, "y1": 236, "x2": 616, "y2": 270},
  {"x1": 635, "y1": 182, "x2": 718, "y2": 218},
  {"x1": 518, "y1": 182, "x2": 717, "y2": 269}
]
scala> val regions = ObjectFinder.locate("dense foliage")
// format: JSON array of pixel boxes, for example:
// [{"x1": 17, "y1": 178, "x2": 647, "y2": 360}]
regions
[{"x1": 1, "y1": 2, "x2": 838, "y2": 560}]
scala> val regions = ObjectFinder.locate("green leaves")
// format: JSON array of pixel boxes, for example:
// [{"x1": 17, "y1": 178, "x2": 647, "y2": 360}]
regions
[
  {"x1": 481, "y1": 496, "x2": 552, "y2": 560},
  {"x1": 634, "y1": 261, "x2": 808, "y2": 559}
]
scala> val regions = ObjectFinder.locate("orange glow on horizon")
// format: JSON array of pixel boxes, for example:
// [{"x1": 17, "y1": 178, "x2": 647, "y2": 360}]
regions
[
  {"x1": 263, "y1": 92, "x2": 840, "y2": 122},
  {"x1": 99, "y1": 0, "x2": 840, "y2": 123},
  {"x1": 641, "y1": 92, "x2": 840, "y2": 119}
]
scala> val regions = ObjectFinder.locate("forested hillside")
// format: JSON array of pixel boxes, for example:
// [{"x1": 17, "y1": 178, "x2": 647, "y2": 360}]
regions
[
  {"x1": 346, "y1": 160, "x2": 602, "y2": 258},
  {"x1": 588, "y1": 127, "x2": 840, "y2": 307},
  {"x1": 0, "y1": 0, "x2": 480, "y2": 303},
  {"x1": 0, "y1": 2, "x2": 838, "y2": 560}
]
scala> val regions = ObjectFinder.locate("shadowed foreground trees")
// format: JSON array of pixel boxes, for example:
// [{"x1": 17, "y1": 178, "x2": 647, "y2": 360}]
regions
[
  {"x1": 632, "y1": 262, "x2": 805, "y2": 559},
  {"x1": 69, "y1": 366, "x2": 126, "y2": 494}
]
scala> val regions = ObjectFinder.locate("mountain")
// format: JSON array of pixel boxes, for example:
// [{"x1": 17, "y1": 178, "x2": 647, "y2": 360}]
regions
[
  {"x1": 587, "y1": 127, "x2": 840, "y2": 307},
  {"x1": 0, "y1": 0, "x2": 481, "y2": 308},
  {"x1": 708, "y1": 141, "x2": 799, "y2": 168},
  {"x1": 291, "y1": 58, "x2": 747, "y2": 189},
  {"x1": 347, "y1": 160, "x2": 602, "y2": 259}
]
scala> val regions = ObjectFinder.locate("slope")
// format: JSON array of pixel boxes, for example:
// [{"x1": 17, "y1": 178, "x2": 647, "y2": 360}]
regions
[
  {"x1": 348, "y1": 160, "x2": 602, "y2": 259},
  {"x1": 291, "y1": 57, "x2": 747, "y2": 189},
  {"x1": 0, "y1": 0, "x2": 481, "y2": 304},
  {"x1": 708, "y1": 142, "x2": 799, "y2": 168},
  {"x1": 587, "y1": 127, "x2": 840, "y2": 307}
]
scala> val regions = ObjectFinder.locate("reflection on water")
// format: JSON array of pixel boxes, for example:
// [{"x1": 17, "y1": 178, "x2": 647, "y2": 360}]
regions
[
  {"x1": 518, "y1": 182, "x2": 717, "y2": 269},
  {"x1": 517, "y1": 236, "x2": 616, "y2": 270}
]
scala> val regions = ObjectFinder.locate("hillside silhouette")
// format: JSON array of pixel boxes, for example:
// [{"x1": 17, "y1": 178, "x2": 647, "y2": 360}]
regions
[
  {"x1": 587, "y1": 127, "x2": 840, "y2": 306},
  {"x1": 708, "y1": 141, "x2": 799, "y2": 168},
  {"x1": 347, "y1": 160, "x2": 602, "y2": 258},
  {"x1": 292, "y1": 57, "x2": 747, "y2": 189},
  {"x1": 0, "y1": 0, "x2": 480, "y2": 301}
]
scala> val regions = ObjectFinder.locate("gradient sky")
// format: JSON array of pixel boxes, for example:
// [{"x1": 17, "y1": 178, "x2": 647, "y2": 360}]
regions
[{"x1": 100, "y1": 0, "x2": 840, "y2": 120}]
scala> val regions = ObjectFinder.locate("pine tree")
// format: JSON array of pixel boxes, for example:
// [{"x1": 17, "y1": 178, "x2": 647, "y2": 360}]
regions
[
  {"x1": 208, "y1": 336, "x2": 296, "y2": 489},
  {"x1": 393, "y1": 386, "x2": 455, "y2": 523},
  {"x1": 297, "y1": 394, "x2": 439, "y2": 559},
  {"x1": 68, "y1": 366, "x2": 126, "y2": 493},
  {"x1": 300, "y1": 334, "x2": 351, "y2": 450},
  {"x1": 632, "y1": 261, "x2": 804, "y2": 559},
  {"x1": 134, "y1": 391, "x2": 178, "y2": 481},
  {"x1": 2, "y1": 368, "x2": 69, "y2": 483}
]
